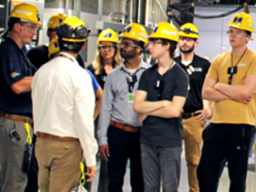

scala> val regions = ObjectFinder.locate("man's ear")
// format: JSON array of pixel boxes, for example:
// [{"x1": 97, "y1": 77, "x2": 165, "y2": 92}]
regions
[
  {"x1": 194, "y1": 40, "x2": 199, "y2": 47},
  {"x1": 165, "y1": 43, "x2": 170, "y2": 50},
  {"x1": 13, "y1": 22, "x2": 21, "y2": 33}
]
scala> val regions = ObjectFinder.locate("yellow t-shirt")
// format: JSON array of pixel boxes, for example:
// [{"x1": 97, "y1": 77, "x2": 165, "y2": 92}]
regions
[{"x1": 207, "y1": 49, "x2": 256, "y2": 126}]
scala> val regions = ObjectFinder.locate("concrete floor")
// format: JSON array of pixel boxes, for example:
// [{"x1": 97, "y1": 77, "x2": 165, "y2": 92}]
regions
[{"x1": 90, "y1": 149, "x2": 256, "y2": 192}]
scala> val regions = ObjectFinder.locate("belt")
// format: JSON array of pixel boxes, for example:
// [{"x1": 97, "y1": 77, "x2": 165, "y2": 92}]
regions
[
  {"x1": 110, "y1": 120, "x2": 141, "y2": 132},
  {"x1": 0, "y1": 112, "x2": 33, "y2": 124},
  {"x1": 182, "y1": 112, "x2": 200, "y2": 119},
  {"x1": 37, "y1": 132, "x2": 79, "y2": 142}
]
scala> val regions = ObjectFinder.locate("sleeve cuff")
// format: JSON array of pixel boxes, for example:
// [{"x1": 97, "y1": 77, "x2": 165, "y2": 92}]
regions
[
  {"x1": 85, "y1": 155, "x2": 96, "y2": 167},
  {"x1": 98, "y1": 137, "x2": 108, "y2": 146}
]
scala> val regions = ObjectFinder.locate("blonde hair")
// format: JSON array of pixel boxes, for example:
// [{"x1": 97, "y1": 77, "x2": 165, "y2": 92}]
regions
[{"x1": 92, "y1": 44, "x2": 122, "y2": 75}]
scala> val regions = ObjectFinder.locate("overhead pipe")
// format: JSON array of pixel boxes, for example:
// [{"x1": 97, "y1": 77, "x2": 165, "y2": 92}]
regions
[
  {"x1": 128, "y1": 0, "x2": 133, "y2": 23},
  {"x1": 65, "y1": 0, "x2": 69, "y2": 16},
  {"x1": 137, "y1": 0, "x2": 146, "y2": 25}
]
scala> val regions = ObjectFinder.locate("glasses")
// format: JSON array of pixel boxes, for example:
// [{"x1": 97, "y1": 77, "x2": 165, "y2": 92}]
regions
[
  {"x1": 179, "y1": 37, "x2": 195, "y2": 42},
  {"x1": 20, "y1": 23, "x2": 40, "y2": 31},
  {"x1": 119, "y1": 41, "x2": 139, "y2": 49},
  {"x1": 98, "y1": 45, "x2": 115, "y2": 51},
  {"x1": 57, "y1": 25, "x2": 90, "y2": 39},
  {"x1": 148, "y1": 40, "x2": 163, "y2": 46},
  {"x1": 227, "y1": 30, "x2": 246, "y2": 36}
]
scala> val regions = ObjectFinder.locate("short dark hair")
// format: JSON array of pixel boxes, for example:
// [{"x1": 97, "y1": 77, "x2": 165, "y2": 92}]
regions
[
  {"x1": 133, "y1": 40, "x2": 144, "y2": 55},
  {"x1": 161, "y1": 39, "x2": 177, "y2": 59},
  {"x1": 8, "y1": 18, "x2": 21, "y2": 32},
  {"x1": 245, "y1": 30, "x2": 251, "y2": 36},
  {"x1": 58, "y1": 39, "x2": 84, "y2": 53}
]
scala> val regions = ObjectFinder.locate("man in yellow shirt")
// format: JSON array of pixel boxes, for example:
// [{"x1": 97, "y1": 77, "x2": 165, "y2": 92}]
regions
[{"x1": 197, "y1": 12, "x2": 256, "y2": 192}]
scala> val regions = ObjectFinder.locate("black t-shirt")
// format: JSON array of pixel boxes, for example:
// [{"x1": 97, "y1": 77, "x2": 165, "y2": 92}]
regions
[
  {"x1": 27, "y1": 45, "x2": 50, "y2": 69},
  {"x1": 28, "y1": 44, "x2": 85, "y2": 69},
  {"x1": 87, "y1": 64, "x2": 107, "y2": 89},
  {"x1": 0, "y1": 38, "x2": 37, "y2": 118},
  {"x1": 138, "y1": 64, "x2": 189, "y2": 148},
  {"x1": 174, "y1": 55, "x2": 210, "y2": 113}
]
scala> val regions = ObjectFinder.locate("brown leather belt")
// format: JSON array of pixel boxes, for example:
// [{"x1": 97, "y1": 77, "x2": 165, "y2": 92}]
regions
[
  {"x1": 182, "y1": 112, "x2": 200, "y2": 119},
  {"x1": 110, "y1": 120, "x2": 141, "y2": 132},
  {"x1": 0, "y1": 111, "x2": 33, "y2": 124},
  {"x1": 37, "y1": 132, "x2": 79, "y2": 142}
]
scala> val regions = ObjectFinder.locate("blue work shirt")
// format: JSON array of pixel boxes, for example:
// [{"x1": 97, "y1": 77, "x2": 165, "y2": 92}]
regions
[
  {"x1": 85, "y1": 69, "x2": 100, "y2": 92},
  {"x1": 0, "y1": 37, "x2": 37, "y2": 118}
]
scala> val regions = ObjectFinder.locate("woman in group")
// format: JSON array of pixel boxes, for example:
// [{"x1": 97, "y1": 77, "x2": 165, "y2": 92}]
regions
[{"x1": 87, "y1": 28, "x2": 122, "y2": 192}]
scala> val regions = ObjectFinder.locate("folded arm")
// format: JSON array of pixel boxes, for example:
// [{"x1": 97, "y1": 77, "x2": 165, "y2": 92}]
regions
[
  {"x1": 214, "y1": 75, "x2": 256, "y2": 104},
  {"x1": 202, "y1": 77, "x2": 229, "y2": 102},
  {"x1": 148, "y1": 96, "x2": 186, "y2": 118},
  {"x1": 133, "y1": 90, "x2": 170, "y2": 114}
]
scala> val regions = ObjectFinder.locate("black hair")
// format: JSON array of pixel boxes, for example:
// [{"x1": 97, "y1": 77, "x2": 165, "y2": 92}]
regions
[
  {"x1": 245, "y1": 30, "x2": 251, "y2": 36},
  {"x1": 133, "y1": 40, "x2": 144, "y2": 55},
  {"x1": 133, "y1": 40, "x2": 144, "y2": 49},
  {"x1": 8, "y1": 18, "x2": 21, "y2": 32},
  {"x1": 58, "y1": 39, "x2": 85, "y2": 53},
  {"x1": 161, "y1": 39, "x2": 177, "y2": 59}
]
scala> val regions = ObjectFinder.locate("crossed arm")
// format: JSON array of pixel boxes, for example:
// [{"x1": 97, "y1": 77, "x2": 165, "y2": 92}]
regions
[
  {"x1": 133, "y1": 90, "x2": 186, "y2": 119},
  {"x1": 202, "y1": 75, "x2": 256, "y2": 104}
]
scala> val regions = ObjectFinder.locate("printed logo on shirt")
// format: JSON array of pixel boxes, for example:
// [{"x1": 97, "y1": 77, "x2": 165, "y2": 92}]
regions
[
  {"x1": 238, "y1": 63, "x2": 246, "y2": 67},
  {"x1": 10, "y1": 72, "x2": 20, "y2": 78},
  {"x1": 194, "y1": 67, "x2": 203, "y2": 72}
]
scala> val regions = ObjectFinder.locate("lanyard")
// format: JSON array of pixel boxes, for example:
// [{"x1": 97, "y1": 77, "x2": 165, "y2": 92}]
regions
[
  {"x1": 123, "y1": 67, "x2": 141, "y2": 93},
  {"x1": 228, "y1": 48, "x2": 247, "y2": 84}
]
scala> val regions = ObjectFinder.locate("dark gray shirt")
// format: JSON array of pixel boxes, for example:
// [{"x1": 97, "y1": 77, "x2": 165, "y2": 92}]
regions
[
  {"x1": 98, "y1": 60, "x2": 150, "y2": 146},
  {"x1": 138, "y1": 63, "x2": 189, "y2": 148}
]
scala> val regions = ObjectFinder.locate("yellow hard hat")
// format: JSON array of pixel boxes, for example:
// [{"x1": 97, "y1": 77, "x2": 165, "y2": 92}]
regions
[
  {"x1": 119, "y1": 23, "x2": 148, "y2": 46},
  {"x1": 178, "y1": 23, "x2": 199, "y2": 39},
  {"x1": 57, "y1": 16, "x2": 90, "y2": 42},
  {"x1": 48, "y1": 36, "x2": 60, "y2": 58},
  {"x1": 97, "y1": 28, "x2": 119, "y2": 45},
  {"x1": 47, "y1": 13, "x2": 68, "y2": 29},
  {"x1": 148, "y1": 22, "x2": 179, "y2": 42},
  {"x1": 9, "y1": 3, "x2": 42, "y2": 27},
  {"x1": 228, "y1": 12, "x2": 254, "y2": 33}
]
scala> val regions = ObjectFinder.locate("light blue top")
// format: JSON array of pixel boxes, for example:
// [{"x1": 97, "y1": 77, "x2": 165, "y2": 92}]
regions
[{"x1": 98, "y1": 60, "x2": 150, "y2": 146}]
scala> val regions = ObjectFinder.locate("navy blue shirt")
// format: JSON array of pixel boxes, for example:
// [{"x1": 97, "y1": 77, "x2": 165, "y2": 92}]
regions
[{"x1": 0, "y1": 37, "x2": 37, "y2": 118}]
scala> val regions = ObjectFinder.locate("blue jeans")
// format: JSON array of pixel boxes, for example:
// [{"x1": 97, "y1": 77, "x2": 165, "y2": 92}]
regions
[{"x1": 141, "y1": 143, "x2": 182, "y2": 192}]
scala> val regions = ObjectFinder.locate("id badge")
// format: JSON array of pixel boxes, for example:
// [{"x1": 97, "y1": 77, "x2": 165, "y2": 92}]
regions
[{"x1": 128, "y1": 93, "x2": 135, "y2": 103}]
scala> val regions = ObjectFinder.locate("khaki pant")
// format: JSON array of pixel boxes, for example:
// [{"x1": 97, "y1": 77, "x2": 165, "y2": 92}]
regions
[
  {"x1": 0, "y1": 117, "x2": 32, "y2": 192},
  {"x1": 35, "y1": 137, "x2": 83, "y2": 192},
  {"x1": 183, "y1": 116, "x2": 205, "y2": 192}
]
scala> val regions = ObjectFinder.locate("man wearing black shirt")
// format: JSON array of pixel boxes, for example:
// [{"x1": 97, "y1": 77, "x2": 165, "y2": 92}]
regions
[
  {"x1": 134, "y1": 22, "x2": 189, "y2": 192},
  {"x1": 0, "y1": 3, "x2": 41, "y2": 192},
  {"x1": 27, "y1": 13, "x2": 67, "y2": 68},
  {"x1": 174, "y1": 23, "x2": 211, "y2": 192}
]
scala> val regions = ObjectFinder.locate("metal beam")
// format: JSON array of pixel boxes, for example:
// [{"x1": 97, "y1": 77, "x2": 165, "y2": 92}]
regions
[
  {"x1": 96, "y1": 20, "x2": 152, "y2": 34},
  {"x1": 98, "y1": 0, "x2": 103, "y2": 20}
]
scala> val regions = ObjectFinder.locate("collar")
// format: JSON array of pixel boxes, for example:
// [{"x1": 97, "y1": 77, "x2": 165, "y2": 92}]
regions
[
  {"x1": 178, "y1": 54, "x2": 197, "y2": 67},
  {"x1": 120, "y1": 59, "x2": 148, "y2": 72},
  {"x1": 59, "y1": 52, "x2": 77, "y2": 63}
]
